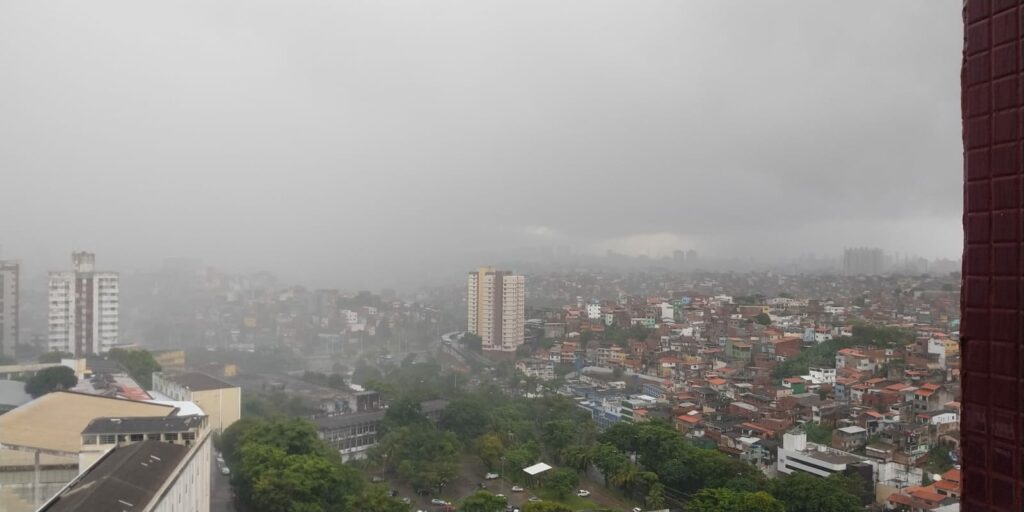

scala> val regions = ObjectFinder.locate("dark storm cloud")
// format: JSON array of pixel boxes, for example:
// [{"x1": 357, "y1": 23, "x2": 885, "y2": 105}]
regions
[{"x1": 0, "y1": 1, "x2": 962, "y2": 286}]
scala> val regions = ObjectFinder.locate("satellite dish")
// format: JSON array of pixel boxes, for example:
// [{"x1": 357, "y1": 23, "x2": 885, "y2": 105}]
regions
[{"x1": 932, "y1": 474, "x2": 942, "y2": 482}]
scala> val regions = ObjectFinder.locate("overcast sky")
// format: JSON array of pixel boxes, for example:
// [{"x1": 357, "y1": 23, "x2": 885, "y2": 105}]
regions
[{"x1": 0, "y1": 1, "x2": 963, "y2": 287}]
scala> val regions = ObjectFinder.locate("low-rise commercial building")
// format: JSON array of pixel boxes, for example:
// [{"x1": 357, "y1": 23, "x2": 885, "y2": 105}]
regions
[{"x1": 152, "y1": 372, "x2": 240, "y2": 433}]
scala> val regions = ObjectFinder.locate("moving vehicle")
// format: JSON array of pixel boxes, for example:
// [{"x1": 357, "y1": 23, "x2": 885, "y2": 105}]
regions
[
  {"x1": 576, "y1": 489, "x2": 590, "y2": 497},
  {"x1": 221, "y1": 467, "x2": 230, "y2": 475},
  {"x1": 527, "y1": 496, "x2": 540, "y2": 502},
  {"x1": 484, "y1": 472, "x2": 500, "y2": 480},
  {"x1": 511, "y1": 486, "x2": 524, "y2": 492},
  {"x1": 430, "y1": 498, "x2": 449, "y2": 506}
]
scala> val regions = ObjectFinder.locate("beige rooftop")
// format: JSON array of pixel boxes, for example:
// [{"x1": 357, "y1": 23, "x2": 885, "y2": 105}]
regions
[{"x1": 0, "y1": 392, "x2": 174, "y2": 454}]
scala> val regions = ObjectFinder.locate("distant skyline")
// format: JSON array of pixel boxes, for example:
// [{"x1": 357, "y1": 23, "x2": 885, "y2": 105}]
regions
[{"x1": 1, "y1": 1, "x2": 963, "y2": 288}]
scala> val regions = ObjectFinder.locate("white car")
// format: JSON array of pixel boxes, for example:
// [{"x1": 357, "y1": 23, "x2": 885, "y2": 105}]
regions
[
  {"x1": 576, "y1": 490, "x2": 590, "y2": 497},
  {"x1": 632, "y1": 508, "x2": 642, "y2": 512},
  {"x1": 484, "y1": 472, "x2": 500, "y2": 480},
  {"x1": 511, "y1": 485, "x2": 524, "y2": 492},
  {"x1": 221, "y1": 467, "x2": 230, "y2": 475},
  {"x1": 430, "y1": 499, "x2": 449, "y2": 506},
  {"x1": 527, "y1": 496, "x2": 541, "y2": 502}
]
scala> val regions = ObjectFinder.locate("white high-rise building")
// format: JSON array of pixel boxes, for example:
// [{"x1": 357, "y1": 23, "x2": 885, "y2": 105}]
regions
[
  {"x1": 48, "y1": 252, "x2": 120, "y2": 356},
  {"x1": 467, "y1": 267, "x2": 525, "y2": 352},
  {"x1": 0, "y1": 261, "x2": 18, "y2": 358}
]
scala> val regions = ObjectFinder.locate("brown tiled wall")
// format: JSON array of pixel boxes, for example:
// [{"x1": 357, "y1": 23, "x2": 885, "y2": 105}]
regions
[{"x1": 963, "y1": 1, "x2": 1024, "y2": 510}]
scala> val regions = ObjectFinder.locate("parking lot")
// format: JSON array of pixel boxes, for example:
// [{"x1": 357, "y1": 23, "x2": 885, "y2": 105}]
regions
[{"x1": 374, "y1": 454, "x2": 636, "y2": 511}]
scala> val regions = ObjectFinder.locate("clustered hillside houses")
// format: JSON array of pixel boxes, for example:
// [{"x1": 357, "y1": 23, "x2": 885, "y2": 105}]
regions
[{"x1": 517, "y1": 274, "x2": 961, "y2": 511}]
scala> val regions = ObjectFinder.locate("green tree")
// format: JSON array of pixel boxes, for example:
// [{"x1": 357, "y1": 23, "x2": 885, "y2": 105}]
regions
[
  {"x1": 687, "y1": 488, "x2": 785, "y2": 512},
  {"x1": 37, "y1": 351, "x2": 73, "y2": 363},
  {"x1": 754, "y1": 312, "x2": 772, "y2": 326},
  {"x1": 383, "y1": 396, "x2": 427, "y2": 431},
  {"x1": 475, "y1": 434, "x2": 505, "y2": 471},
  {"x1": 24, "y1": 366, "x2": 77, "y2": 397},
  {"x1": 229, "y1": 418, "x2": 364, "y2": 512},
  {"x1": 542, "y1": 420, "x2": 576, "y2": 459},
  {"x1": 219, "y1": 416, "x2": 263, "y2": 467},
  {"x1": 347, "y1": 485, "x2": 410, "y2": 512},
  {"x1": 440, "y1": 396, "x2": 491, "y2": 439},
  {"x1": 373, "y1": 426, "x2": 460, "y2": 491},
  {"x1": 462, "y1": 333, "x2": 483, "y2": 353},
  {"x1": 545, "y1": 468, "x2": 579, "y2": 499},
  {"x1": 645, "y1": 482, "x2": 666, "y2": 509},
  {"x1": 922, "y1": 444, "x2": 954, "y2": 475},
  {"x1": 107, "y1": 348, "x2": 162, "y2": 389},
  {"x1": 459, "y1": 491, "x2": 507, "y2": 512},
  {"x1": 561, "y1": 445, "x2": 594, "y2": 474},
  {"x1": 352, "y1": 364, "x2": 383, "y2": 385},
  {"x1": 522, "y1": 503, "x2": 573, "y2": 512},
  {"x1": 591, "y1": 443, "x2": 628, "y2": 488},
  {"x1": 803, "y1": 423, "x2": 833, "y2": 444},
  {"x1": 770, "y1": 472, "x2": 861, "y2": 512},
  {"x1": 247, "y1": 449, "x2": 362, "y2": 512}
]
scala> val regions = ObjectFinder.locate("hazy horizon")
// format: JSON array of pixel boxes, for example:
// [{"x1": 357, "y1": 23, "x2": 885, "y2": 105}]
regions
[{"x1": 1, "y1": 1, "x2": 964, "y2": 288}]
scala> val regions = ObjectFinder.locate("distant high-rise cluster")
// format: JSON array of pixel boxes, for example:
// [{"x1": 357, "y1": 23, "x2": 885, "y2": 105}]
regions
[
  {"x1": 842, "y1": 247, "x2": 885, "y2": 276},
  {"x1": 48, "y1": 252, "x2": 120, "y2": 356},
  {"x1": 467, "y1": 267, "x2": 525, "y2": 352},
  {"x1": 0, "y1": 261, "x2": 18, "y2": 358}
]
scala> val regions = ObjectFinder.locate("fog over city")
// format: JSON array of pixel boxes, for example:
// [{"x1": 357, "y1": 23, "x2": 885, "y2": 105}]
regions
[{"x1": 1, "y1": 1, "x2": 962, "y2": 287}]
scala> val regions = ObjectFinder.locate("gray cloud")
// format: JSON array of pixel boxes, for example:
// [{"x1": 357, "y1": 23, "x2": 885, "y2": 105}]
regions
[{"x1": 0, "y1": 1, "x2": 963, "y2": 286}]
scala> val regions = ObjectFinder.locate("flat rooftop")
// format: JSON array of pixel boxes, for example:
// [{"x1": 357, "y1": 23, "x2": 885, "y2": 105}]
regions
[
  {"x1": 82, "y1": 415, "x2": 205, "y2": 435},
  {"x1": 0, "y1": 392, "x2": 175, "y2": 454},
  {"x1": 805, "y1": 449, "x2": 862, "y2": 465},
  {"x1": 162, "y1": 372, "x2": 237, "y2": 391}
]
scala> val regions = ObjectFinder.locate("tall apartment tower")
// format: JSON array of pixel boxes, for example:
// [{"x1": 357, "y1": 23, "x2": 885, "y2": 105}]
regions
[
  {"x1": 842, "y1": 247, "x2": 885, "y2": 276},
  {"x1": 0, "y1": 261, "x2": 18, "y2": 358},
  {"x1": 48, "y1": 252, "x2": 120, "y2": 356},
  {"x1": 467, "y1": 267, "x2": 525, "y2": 352}
]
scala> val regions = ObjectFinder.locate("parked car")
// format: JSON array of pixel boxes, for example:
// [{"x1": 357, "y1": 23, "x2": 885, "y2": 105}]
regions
[
  {"x1": 478, "y1": 482, "x2": 488, "y2": 489},
  {"x1": 430, "y1": 499, "x2": 449, "y2": 506},
  {"x1": 527, "y1": 496, "x2": 540, "y2": 502},
  {"x1": 511, "y1": 485, "x2": 524, "y2": 492},
  {"x1": 576, "y1": 490, "x2": 590, "y2": 497},
  {"x1": 221, "y1": 467, "x2": 230, "y2": 475},
  {"x1": 632, "y1": 508, "x2": 642, "y2": 512},
  {"x1": 371, "y1": 476, "x2": 385, "y2": 483},
  {"x1": 484, "y1": 473, "x2": 500, "y2": 480},
  {"x1": 401, "y1": 497, "x2": 411, "y2": 504}
]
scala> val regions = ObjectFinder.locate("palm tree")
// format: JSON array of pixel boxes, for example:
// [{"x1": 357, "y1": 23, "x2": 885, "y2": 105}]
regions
[
  {"x1": 561, "y1": 445, "x2": 594, "y2": 474},
  {"x1": 611, "y1": 464, "x2": 640, "y2": 490}
]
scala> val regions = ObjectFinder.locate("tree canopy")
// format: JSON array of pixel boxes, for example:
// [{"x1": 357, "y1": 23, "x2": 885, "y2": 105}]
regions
[
  {"x1": 107, "y1": 348, "x2": 162, "y2": 389},
  {"x1": 222, "y1": 417, "x2": 370, "y2": 512},
  {"x1": 25, "y1": 366, "x2": 77, "y2": 397},
  {"x1": 687, "y1": 488, "x2": 785, "y2": 512},
  {"x1": 459, "y1": 491, "x2": 507, "y2": 512}
]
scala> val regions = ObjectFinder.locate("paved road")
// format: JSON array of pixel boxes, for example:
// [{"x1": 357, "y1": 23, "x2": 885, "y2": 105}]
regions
[{"x1": 211, "y1": 449, "x2": 235, "y2": 512}]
